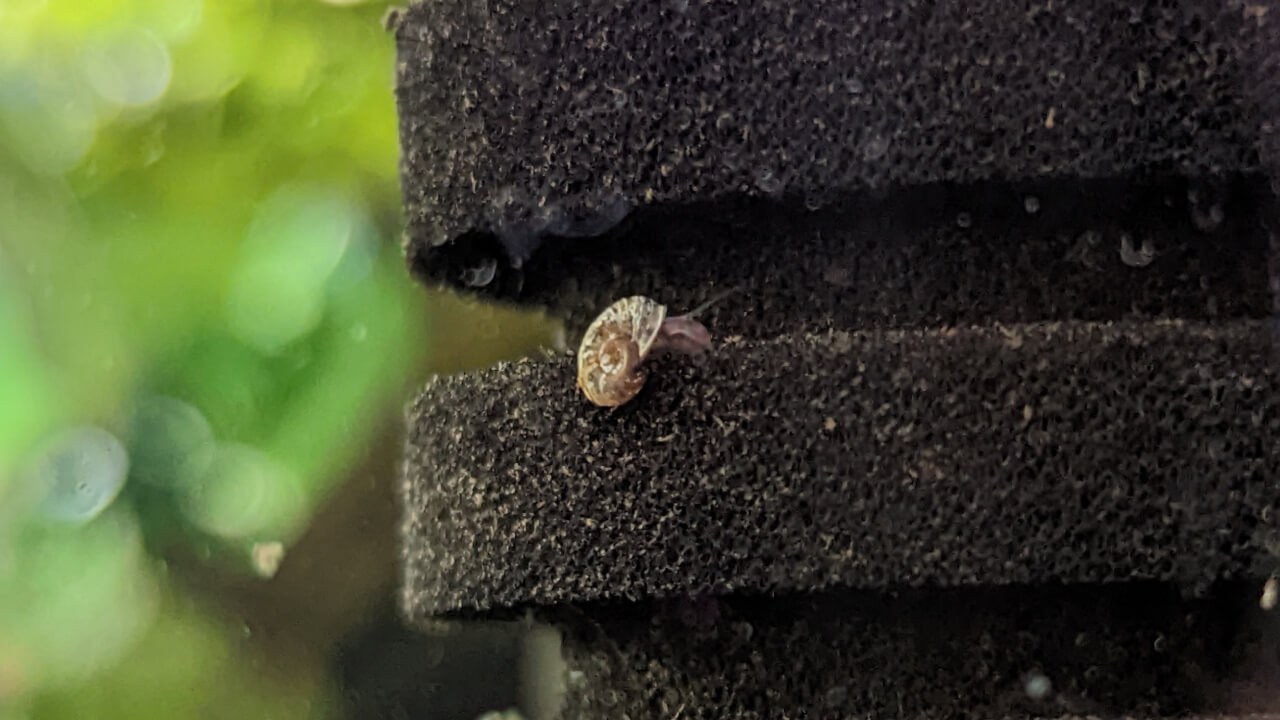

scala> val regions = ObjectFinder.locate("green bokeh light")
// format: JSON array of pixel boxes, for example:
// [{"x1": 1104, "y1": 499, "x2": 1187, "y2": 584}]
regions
[
  {"x1": 0, "y1": 0, "x2": 428, "y2": 715},
  {"x1": 0, "y1": 508, "x2": 158, "y2": 695},
  {"x1": 125, "y1": 395, "x2": 216, "y2": 489},
  {"x1": 181, "y1": 442, "x2": 306, "y2": 540}
]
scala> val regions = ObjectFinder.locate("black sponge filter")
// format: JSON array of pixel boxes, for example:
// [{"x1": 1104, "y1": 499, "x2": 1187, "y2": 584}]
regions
[
  {"x1": 390, "y1": 2, "x2": 1280, "y2": 714},
  {"x1": 391, "y1": 0, "x2": 1273, "y2": 300},
  {"x1": 401, "y1": 319, "x2": 1280, "y2": 616}
]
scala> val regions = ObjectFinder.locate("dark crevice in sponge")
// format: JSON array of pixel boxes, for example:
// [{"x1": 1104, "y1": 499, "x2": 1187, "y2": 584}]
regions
[
  {"x1": 542, "y1": 582, "x2": 1278, "y2": 719},
  {"x1": 401, "y1": 320, "x2": 1280, "y2": 615},
  {"x1": 393, "y1": 0, "x2": 1271, "y2": 299},
  {"x1": 432, "y1": 174, "x2": 1275, "y2": 338}
]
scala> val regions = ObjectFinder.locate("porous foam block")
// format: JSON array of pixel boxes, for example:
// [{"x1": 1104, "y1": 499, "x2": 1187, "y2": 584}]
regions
[
  {"x1": 391, "y1": 0, "x2": 1274, "y2": 298},
  {"x1": 543, "y1": 584, "x2": 1279, "y2": 719},
  {"x1": 400, "y1": 319, "x2": 1280, "y2": 616}
]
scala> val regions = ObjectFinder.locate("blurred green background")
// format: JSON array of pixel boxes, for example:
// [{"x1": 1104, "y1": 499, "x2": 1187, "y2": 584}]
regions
[{"x1": 0, "y1": 1, "x2": 556, "y2": 717}]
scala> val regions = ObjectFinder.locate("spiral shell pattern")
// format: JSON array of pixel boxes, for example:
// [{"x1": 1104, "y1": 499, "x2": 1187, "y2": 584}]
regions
[{"x1": 576, "y1": 296, "x2": 667, "y2": 407}]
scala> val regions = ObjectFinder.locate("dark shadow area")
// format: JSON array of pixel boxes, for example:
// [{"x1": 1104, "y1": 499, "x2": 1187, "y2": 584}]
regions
[
  {"x1": 412, "y1": 174, "x2": 1276, "y2": 340},
  {"x1": 335, "y1": 605, "x2": 525, "y2": 720},
  {"x1": 541, "y1": 581, "x2": 1278, "y2": 719}
]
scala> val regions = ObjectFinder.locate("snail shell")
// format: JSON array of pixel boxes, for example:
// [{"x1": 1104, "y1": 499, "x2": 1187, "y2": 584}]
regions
[{"x1": 577, "y1": 296, "x2": 667, "y2": 407}]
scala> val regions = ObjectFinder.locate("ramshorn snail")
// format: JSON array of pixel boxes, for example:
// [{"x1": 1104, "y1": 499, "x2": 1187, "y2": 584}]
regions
[{"x1": 576, "y1": 291, "x2": 732, "y2": 407}]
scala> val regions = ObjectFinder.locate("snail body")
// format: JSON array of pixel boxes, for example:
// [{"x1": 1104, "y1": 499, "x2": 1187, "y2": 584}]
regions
[{"x1": 576, "y1": 295, "x2": 715, "y2": 407}]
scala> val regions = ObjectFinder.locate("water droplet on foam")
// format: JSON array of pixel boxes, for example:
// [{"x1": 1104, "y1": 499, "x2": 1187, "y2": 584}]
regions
[
  {"x1": 1024, "y1": 672, "x2": 1052, "y2": 700},
  {"x1": 461, "y1": 257, "x2": 498, "y2": 287},
  {"x1": 1119, "y1": 233, "x2": 1156, "y2": 267}
]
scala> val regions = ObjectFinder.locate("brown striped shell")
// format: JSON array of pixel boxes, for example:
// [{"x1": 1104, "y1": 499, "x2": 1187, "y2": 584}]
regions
[{"x1": 576, "y1": 296, "x2": 666, "y2": 407}]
